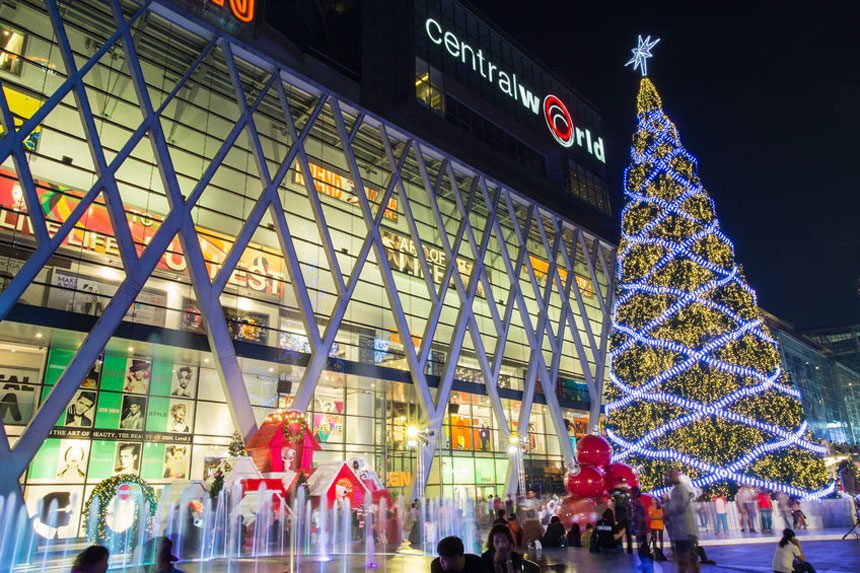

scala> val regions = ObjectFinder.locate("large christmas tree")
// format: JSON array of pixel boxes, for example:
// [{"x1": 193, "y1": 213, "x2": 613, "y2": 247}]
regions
[{"x1": 605, "y1": 46, "x2": 832, "y2": 498}]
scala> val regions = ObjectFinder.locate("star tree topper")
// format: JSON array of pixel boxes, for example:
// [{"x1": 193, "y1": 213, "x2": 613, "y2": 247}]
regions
[{"x1": 625, "y1": 35, "x2": 660, "y2": 76}]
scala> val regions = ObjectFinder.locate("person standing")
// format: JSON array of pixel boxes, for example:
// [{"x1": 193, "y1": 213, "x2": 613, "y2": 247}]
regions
[
  {"x1": 772, "y1": 529, "x2": 815, "y2": 573},
  {"x1": 647, "y1": 498, "x2": 665, "y2": 551},
  {"x1": 614, "y1": 494, "x2": 634, "y2": 554},
  {"x1": 713, "y1": 494, "x2": 729, "y2": 536},
  {"x1": 736, "y1": 486, "x2": 755, "y2": 533},
  {"x1": 664, "y1": 470, "x2": 699, "y2": 573},
  {"x1": 505, "y1": 494, "x2": 514, "y2": 516},
  {"x1": 758, "y1": 490, "x2": 774, "y2": 533},
  {"x1": 777, "y1": 491, "x2": 792, "y2": 529},
  {"x1": 506, "y1": 513, "x2": 523, "y2": 549},
  {"x1": 742, "y1": 486, "x2": 758, "y2": 533}
]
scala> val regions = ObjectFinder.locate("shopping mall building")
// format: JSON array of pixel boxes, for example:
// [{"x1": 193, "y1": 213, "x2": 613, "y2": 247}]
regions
[{"x1": 0, "y1": 0, "x2": 615, "y2": 525}]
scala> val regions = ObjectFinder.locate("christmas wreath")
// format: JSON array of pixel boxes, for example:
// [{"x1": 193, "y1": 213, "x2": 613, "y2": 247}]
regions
[
  {"x1": 83, "y1": 474, "x2": 157, "y2": 551},
  {"x1": 278, "y1": 410, "x2": 311, "y2": 444}
]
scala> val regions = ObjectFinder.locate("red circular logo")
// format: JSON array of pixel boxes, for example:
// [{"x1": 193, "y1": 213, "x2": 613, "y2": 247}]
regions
[{"x1": 543, "y1": 94, "x2": 574, "y2": 148}]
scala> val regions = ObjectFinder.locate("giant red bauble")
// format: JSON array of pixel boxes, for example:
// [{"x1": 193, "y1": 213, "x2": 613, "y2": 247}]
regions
[
  {"x1": 566, "y1": 464, "x2": 607, "y2": 498},
  {"x1": 576, "y1": 435, "x2": 613, "y2": 469},
  {"x1": 557, "y1": 496, "x2": 599, "y2": 530},
  {"x1": 604, "y1": 462, "x2": 640, "y2": 491}
]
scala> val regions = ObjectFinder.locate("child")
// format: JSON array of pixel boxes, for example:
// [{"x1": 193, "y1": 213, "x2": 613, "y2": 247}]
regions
[
  {"x1": 581, "y1": 523, "x2": 594, "y2": 550},
  {"x1": 792, "y1": 501, "x2": 808, "y2": 530},
  {"x1": 647, "y1": 499, "x2": 664, "y2": 552}
]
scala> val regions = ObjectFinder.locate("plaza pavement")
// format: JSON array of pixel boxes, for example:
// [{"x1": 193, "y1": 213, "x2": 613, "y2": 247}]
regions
[{"x1": 97, "y1": 537, "x2": 859, "y2": 573}]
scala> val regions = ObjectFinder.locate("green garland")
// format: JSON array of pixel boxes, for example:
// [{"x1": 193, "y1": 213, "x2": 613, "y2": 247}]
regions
[{"x1": 83, "y1": 474, "x2": 157, "y2": 551}]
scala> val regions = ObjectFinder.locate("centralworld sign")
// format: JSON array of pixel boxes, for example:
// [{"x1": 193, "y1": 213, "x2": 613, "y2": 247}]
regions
[{"x1": 424, "y1": 18, "x2": 605, "y2": 163}]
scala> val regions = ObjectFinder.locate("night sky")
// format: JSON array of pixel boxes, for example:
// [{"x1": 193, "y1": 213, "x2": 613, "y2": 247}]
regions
[{"x1": 468, "y1": 1, "x2": 859, "y2": 330}]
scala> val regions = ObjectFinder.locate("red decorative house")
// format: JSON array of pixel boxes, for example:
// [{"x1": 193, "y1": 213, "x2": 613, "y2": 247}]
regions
[
  {"x1": 305, "y1": 462, "x2": 369, "y2": 508},
  {"x1": 246, "y1": 411, "x2": 321, "y2": 474}
]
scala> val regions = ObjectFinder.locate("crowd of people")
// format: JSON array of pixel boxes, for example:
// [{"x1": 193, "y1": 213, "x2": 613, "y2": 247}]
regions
[
  {"x1": 430, "y1": 470, "x2": 818, "y2": 573},
  {"x1": 66, "y1": 471, "x2": 819, "y2": 573}
]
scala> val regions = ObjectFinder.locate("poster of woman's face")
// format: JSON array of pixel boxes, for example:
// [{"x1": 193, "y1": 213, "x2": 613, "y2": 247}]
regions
[
  {"x1": 123, "y1": 358, "x2": 151, "y2": 394},
  {"x1": 64, "y1": 390, "x2": 96, "y2": 428},
  {"x1": 162, "y1": 445, "x2": 189, "y2": 479},
  {"x1": 113, "y1": 442, "x2": 141, "y2": 475},
  {"x1": 55, "y1": 440, "x2": 90, "y2": 482},
  {"x1": 170, "y1": 366, "x2": 197, "y2": 398},
  {"x1": 119, "y1": 396, "x2": 146, "y2": 431},
  {"x1": 166, "y1": 400, "x2": 193, "y2": 434}
]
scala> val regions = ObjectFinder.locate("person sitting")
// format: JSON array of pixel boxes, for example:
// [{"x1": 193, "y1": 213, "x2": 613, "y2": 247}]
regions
[
  {"x1": 581, "y1": 523, "x2": 594, "y2": 549},
  {"x1": 431, "y1": 535, "x2": 482, "y2": 573},
  {"x1": 481, "y1": 524, "x2": 525, "y2": 572},
  {"x1": 507, "y1": 513, "x2": 523, "y2": 548},
  {"x1": 594, "y1": 509, "x2": 625, "y2": 553},
  {"x1": 540, "y1": 515, "x2": 566, "y2": 548},
  {"x1": 155, "y1": 537, "x2": 184, "y2": 573},
  {"x1": 71, "y1": 545, "x2": 109, "y2": 573},
  {"x1": 566, "y1": 523, "x2": 582, "y2": 548},
  {"x1": 772, "y1": 528, "x2": 815, "y2": 573},
  {"x1": 520, "y1": 516, "x2": 544, "y2": 549}
]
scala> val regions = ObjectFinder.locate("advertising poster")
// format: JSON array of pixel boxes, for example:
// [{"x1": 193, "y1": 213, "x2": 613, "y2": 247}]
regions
[
  {"x1": 1, "y1": 87, "x2": 42, "y2": 152},
  {"x1": 24, "y1": 485, "x2": 84, "y2": 540},
  {"x1": 46, "y1": 269, "x2": 167, "y2": 325},
  {"x1": 225, "y1": 308, "x2": 268, "y2": 343},
  {"x1": 168, "y1": 365, "x2": 198, "y2": 398},
  {"x1": 43, "y1": 348, "x2": 101, "y2": 395},
  {"x1": 180, "y1": 297, "x2": 205, "y2": 334},
  {"x1": 145, "y1": 397, "x2": 194, "y2": 434},
  {"x1": 28, "y1": 438, "x2": 91, "y2": 483},
  {"x1": 0, "y1": 365, "x2": 40, "y2": 425},
  {"x1": 61, "y1": 388, "x2": 98, "y2": 428},
  {"x1": 312, "y1": 413, "x2": 344, "y2": 443},
  {"x1": 118, "y1": 395, "x2": 146, "y2": 431},
  {"x1": 100, "y1": 354, "x2": 134, "y2": 392},
  {"x1": 161, "y1": 444, "x2": 190, "y2": 479},
  {"x1": 113, "y1": 442, "x2": 142, "y2": 475}
]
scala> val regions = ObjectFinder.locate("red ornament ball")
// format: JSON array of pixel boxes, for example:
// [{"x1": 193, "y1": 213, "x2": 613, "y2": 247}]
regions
[
  {"x1": 557, "y1": 496, "x2": 599, "y2": 530},
  {"x1": 604, "y1": 462, "x2": 640, "y2": 491},
  {"x1": 576, "y1": 435, "x2": 613, "y2": 469},
  {"x1": 566, "y1": 464, "x2": 607, "y2": 498}
]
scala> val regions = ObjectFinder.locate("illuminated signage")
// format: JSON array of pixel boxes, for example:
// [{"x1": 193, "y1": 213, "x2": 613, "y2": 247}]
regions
[
  {"x1": 424, "y1": 17, "x2": 605, "y2": 163},
  {"x1": 208, "y1": 0, "x2": 255, "y2": 23},
  {"x1": 0, "y1": 169, "x2": 285, "y2": 296},
  {"x1": 527, "y1": 255, "x2": 594, "y2": 298},
  {"x1": 292, "y1": 162, "x2": 398, "y2": 222},
  {"x1": 380, "y1": 228, "x2": 489, "y2": 297}
]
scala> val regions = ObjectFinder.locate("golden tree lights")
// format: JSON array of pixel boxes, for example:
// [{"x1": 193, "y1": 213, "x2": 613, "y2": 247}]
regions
[{"x1": 605, "y1": 76, "x2": 831, "y2": 498}]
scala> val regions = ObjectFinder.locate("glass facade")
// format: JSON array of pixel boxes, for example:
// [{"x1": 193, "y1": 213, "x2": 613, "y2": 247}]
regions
[
  {"x1": 0, "y1": 0, "x2": 613, "y2": 535},
  {"x1": 774, "y1": 329, "x2": 860, "y2": 445}
]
